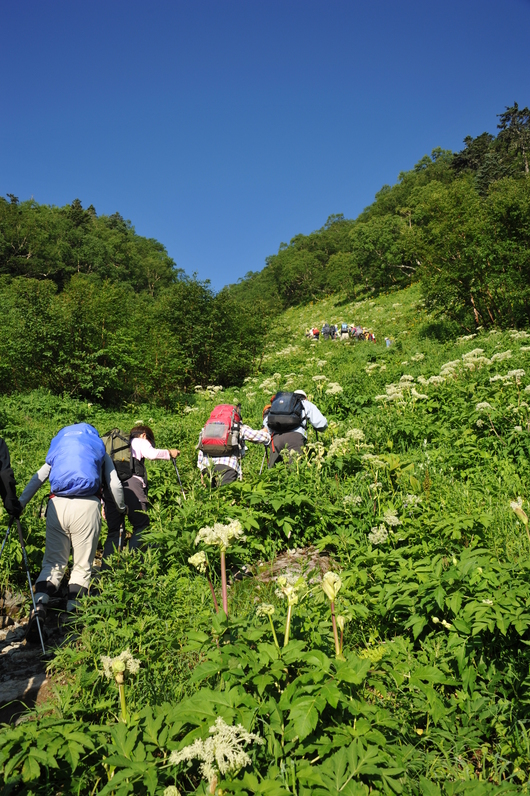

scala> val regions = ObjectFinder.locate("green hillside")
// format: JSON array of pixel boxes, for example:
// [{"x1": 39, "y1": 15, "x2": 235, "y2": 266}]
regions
[{"x1": 1, "y1": 282, "x2": 530, "y2": 793}]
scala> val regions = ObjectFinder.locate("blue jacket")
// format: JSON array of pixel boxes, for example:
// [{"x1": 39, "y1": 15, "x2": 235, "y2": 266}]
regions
[{"x1": 46, "y1": 423, "x2": 105, "y2": 497}]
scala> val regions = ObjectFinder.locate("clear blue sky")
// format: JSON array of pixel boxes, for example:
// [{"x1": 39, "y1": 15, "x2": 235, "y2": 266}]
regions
[{"x1": 1, "y1": 0, "x2": 529, "y2": 289}]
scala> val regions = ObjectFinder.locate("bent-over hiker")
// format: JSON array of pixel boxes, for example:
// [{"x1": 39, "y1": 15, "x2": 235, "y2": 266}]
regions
[
  {"x1": 102, "y1": 425, "x2": 179, "y2": 561},
  {"x1": 19, "y1": 423, "x2": 125, "y2": 641},
  {"x1": 264, "y1": 390, "x2": 328, "y2": 467},
  {"x1": 197, "y1": 412, "x2": 270, "y2": 487},
  {"x1": 0, "y1": 436, "x2": 23, "y2": 519}
]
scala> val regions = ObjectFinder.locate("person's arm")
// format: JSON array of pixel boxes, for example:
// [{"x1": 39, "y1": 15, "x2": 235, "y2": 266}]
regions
[
  {"x1": 303, "y1": 401, "x2": 328, "y2": 432},
  {"x1": 131, "y1": 437, "x2": 178, "y2": 461},
  {"x1": 0, "y1": 438, "x2": 23, "y2": 517},
  {"x1": 241, "y1": 424, "x2": 271, "y2": 445},
  {"x1": 19, "y1": 463, "x2": 51, "y2": 508},
  {"x1": 102, "y1": 453, "x2": 126, "y2": 512}
]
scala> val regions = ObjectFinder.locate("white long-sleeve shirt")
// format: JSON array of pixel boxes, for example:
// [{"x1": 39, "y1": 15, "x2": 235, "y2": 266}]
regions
[
  {"x1": 263, "y1": 399, "x2": 328, "y2": 438},
  {"x1": 19, "y1": 453, "x2": 125, "y2": 512}
]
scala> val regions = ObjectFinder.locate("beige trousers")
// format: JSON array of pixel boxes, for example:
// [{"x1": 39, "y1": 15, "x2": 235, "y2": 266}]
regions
[{"x1": 37, "y1": 496, "x2": 101, "y2": 591}]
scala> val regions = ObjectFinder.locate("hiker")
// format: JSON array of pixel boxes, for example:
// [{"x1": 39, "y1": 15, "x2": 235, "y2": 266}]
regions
[
  {"x1": 264, "y1": 390, "x2": 328, "y2": 467},
  {"x1": 340, "y1": 323, "x2": 349, "y2": 341},
  {"x1": 321, "y1": 322, "x2": 331, "y2": 341},
  {"x1": 18, "y1": 423, "x2": 125, "y2": 640},
  {"x1": 197, "y1": 405, "x2": 270, "y2": 487},
  {"x1": 102, "y1": 425, "x2": 180, "y2": 560},
  {"x1": 0, "y1": 436, "x2": 22, "y2": 519},
  {"x1": 330, "y1": 324, "x2": 338, "y2": 340},
  {"x1": 312, "y1": 327, "x2": 320, "y2": 341}
]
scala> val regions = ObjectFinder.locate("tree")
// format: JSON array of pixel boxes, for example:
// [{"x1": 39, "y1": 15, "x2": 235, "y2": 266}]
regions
[{"x1": 497, "y1": 102, "x2": 530, "y2": 175}]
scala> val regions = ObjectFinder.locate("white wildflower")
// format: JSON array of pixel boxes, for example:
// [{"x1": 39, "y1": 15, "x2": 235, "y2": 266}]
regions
[
  {"x1": 169, "y1": 716, "x2": 264, "y2": 786},
  {"x1": 515, "y1": 425, "x2": 523, "y2": 433},
  {"x1": 321, "y1": 572, "x2": 342, "y2": 601},
  {"x1": 256, "y1": 603, "x2": 275, "y2": 617},
  {"x1": 482, "y1": 599, "x2": 493, "y2": 606},
  {"x1": 404, "y1": 494, "x2": 422, "y2": 508},
  {"x1": 432, "y1": 616, "x2": 440, "y2": 624},
  {"x1": 400, "y1": 374, "x2": 415, "y2": 382},
  {"x1": 328, "y1": 437, "x2": 349, "y2": 457},
  {"x1": 343, "y1": 495, "x2": 362, "y2": 506},
  {"x1": 410, "y1": 353, "x2": 425, "y2": 362},
  {"x1": 476, "y1": 419, "x2": 484, "y2": 428},
  {"x1": 188, "y1": 551, "x2": 208, "y2": 574},
  {"x1": 195, "y1": 519, "x2": 245, "y2": 551},
  {"x1": 507, "y1": 369, "x2": 525, "y2": 382},
  {"x1": 427, "y1": 375, "x2": 445, "y2": 385},
  {"x1": 368, "y1": 524, "x2": 388, "y2": 545},
  {"x1": 326, "y1": 382, "x2": 344, "y2": 395},
  {"x1": 476, "y1": 402, "x2": 493, "y2": 413},
  {"x1": 520, "y1": 346, "x2": 530, "y2": 352},
  {"x1": 164, "y1": 787, "x2": 181, "y2": 796},
  {"x1": 312, "y1": 374, "x2": 328, "y2": 382},
  {"x1": 457, "y1": 334, "x2": 477, "y2": 343},
  {"x1": 369, "y1": 482, "x2": 382, "y2": 490},
  {"x1": 411, "y1": 388, "x2": 429, "y2": 400},
  {"x1": 489, "y1": 374, "x2": 507, "y2": 383},
  {"x1": 383, "y1": 510, "x2": 401, "y2": 527},
  {"x1": 346, "y1": 428, "x2": 365, "y2": 441},
  {"x1": 362, "y1": 453, "x2": 386, "y2": 468},
  {"x1": 525, "y1": 385, "x2": 530, "y2": 393},
  {"x1": 462, "y1": 348, "x2": 484, "y2": 360},
  {"x1": 100, "y1": 649, "x2": 141, "y2": 679},
  {"x1": 417, "y1": 375, "x2": 429, "y2": 386},
  {"x1": 275, "y1": 573, "x2": 306, "y2": 606},
  {"x1": 441, "y1": 620, "x2": 452, "y2": 630},
  {"x1": 491, "y1": 350, "x2": 512, "y2": 362}
]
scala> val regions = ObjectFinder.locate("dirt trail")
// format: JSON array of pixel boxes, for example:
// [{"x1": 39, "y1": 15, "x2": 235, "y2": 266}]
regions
[{"x1": 0, "y1": 603, "x2": 63, "y2": 724}]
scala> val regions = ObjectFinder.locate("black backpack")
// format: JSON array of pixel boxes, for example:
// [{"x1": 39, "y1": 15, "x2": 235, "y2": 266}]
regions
[
  {"x1": 267, "y1": 392, "x2": 305, "y2": 433},
  {"x1": 101, "y1": 429, "x2": 134, "y2": 482}
]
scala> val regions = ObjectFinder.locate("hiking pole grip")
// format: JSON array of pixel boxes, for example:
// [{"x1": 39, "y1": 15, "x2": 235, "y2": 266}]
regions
[
  {"x1": 16, "y1": 519, "x2": 46, "y2": 654},
  {"x1": 171, "y1": 458, "x2": 186, "y2": 500}
]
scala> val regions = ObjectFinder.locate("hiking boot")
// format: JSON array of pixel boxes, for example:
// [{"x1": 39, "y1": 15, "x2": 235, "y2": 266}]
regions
[{"x1": 26, "y1": 603, "x2": 47, "y2": 645}]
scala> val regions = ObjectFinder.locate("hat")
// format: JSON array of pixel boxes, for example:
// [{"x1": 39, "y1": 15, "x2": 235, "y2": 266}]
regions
[{"x1": 294, "y1": 389, "x2": 307, "y2": 399}]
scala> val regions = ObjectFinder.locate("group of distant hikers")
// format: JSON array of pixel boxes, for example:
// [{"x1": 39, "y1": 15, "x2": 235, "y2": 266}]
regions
[
  {"x1": 306, "y1": 322, "x2": 377, "y2": 342},
  {"x1": 0, "y1": 389, "x2": 327, "y2": 643}
]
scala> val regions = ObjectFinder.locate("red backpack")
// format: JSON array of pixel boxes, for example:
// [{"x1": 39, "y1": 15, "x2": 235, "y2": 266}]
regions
[{"x1": 198, "y1": 404, "x2": 241, "y2": 456}]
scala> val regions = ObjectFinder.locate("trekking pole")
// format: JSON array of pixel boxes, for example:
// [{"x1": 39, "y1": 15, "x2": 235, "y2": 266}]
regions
[
  {"x1": 118, "y1": 516, "x2": 126, "y2": 553},
  {"x1": 0, "y1": 521, "x2": 12, "y2": 562},
  {"x1": 15, "y1": 519, "x2": 46, "y2": 655},
  {"x1": 171, "y1": 458, "x2": 186, "y2": 500},
  {"x1": 259, "y1": 445, "x2": 267, "y2": 475}
]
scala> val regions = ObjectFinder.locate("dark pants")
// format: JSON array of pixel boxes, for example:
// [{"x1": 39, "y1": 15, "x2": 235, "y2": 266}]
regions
[
  {"x1": 268, "y1": 432, "x2": 305, "y2": 468},
  {"x1": 211, "y1": 464, "x2": 238, "y2": 487},
  {"x1": 102, "y1": 476, "x2": 149, "y2": 560}
]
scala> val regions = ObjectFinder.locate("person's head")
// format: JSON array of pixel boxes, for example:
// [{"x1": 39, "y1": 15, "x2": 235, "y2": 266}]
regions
[
  {"x1": 294, "y1": 389, "x2": 307, "y2": 400},
  {"x1": 130, "y1": 424, "x2": 155, "y2": 446}
]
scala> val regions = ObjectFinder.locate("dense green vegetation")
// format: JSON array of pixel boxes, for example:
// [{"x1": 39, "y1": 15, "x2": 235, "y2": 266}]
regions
[
  {"x1": 0, "y1": 197, "x2": 263, "y2": 405},
  {"x1": 229, "y1": 104, "x2": 530, "y2": 332},
  {"x1": 2, "y1": 284, "x2": 530, "y2": 793}
]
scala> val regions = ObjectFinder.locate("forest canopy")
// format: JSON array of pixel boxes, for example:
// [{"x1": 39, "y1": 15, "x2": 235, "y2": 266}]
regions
[
  {"x1": 228, "y1": 103, "x2": 530, "y2": 332},
  {"x1": 0, "y1": 197, "x2": 263, "y2": 405}
]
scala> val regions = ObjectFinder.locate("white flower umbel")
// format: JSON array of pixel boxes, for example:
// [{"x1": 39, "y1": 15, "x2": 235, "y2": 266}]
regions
[
  {"x1": 275, "y1": 573, "x2": 306, "y2": 646},
  {"x1": 383, "y1": 510, "x2": 401, "y2": 527},
  {"x1": 188, "y1": 551, "x2": 208, "y2": 574},
  {"x1": 510, "y1": 497, "x2": 530, "y2": 545},
  {"x1": 195, "y1": 519, "x2": 245, "y2": 551},
  {"x1": 100, "y1": 649, "x2": 140, "y2": 723},
  {"x1": 476, "y1": 402, "x2": 493, "y2": 413},
  {"x1": 326, "y1": 382, "x2": 343, "y2": 395},
  {"x1": 195, "y1": 519, "x2": 245, "y2": 616},
  {"x1": 368, "y1": 524, "x2": 388, "y2": 545},
  {"x1": 170, "y1": 717, "x2": 264, "y2": 793},
  {"x1": 322, "y1": 572, "x2": 343, "y2": 658},
  {"x1": 491, "y1": 350, "x2": 512, "y2": 362},
  {"x1": 189, "y1": 551, "x2": 219, "y2": 613}
]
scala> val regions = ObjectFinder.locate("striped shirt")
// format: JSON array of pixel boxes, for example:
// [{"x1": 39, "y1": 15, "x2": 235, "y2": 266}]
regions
[{"x1": 197, "y1": 424, "x2": 271, "y2": 478}]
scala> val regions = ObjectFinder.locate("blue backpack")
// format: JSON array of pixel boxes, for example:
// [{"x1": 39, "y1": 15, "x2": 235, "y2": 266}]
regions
[{"x1": 46, "y1": 423, "x2": 105, "y2": 497}]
